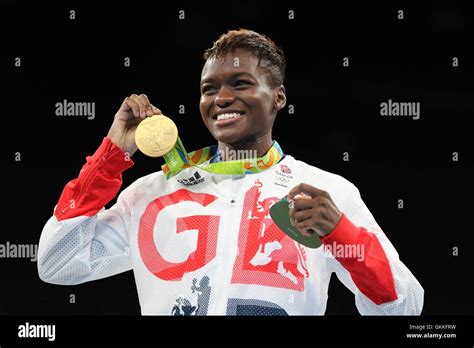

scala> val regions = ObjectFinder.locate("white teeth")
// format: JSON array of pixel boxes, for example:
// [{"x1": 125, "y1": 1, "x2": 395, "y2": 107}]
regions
[{"x1": 216, "y1": 113, "x2": 242, "y2": 121}]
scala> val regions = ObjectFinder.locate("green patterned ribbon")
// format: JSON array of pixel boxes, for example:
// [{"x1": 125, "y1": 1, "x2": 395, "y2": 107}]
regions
[{"x1": 162, "y1": 137, "x2": 284, "y2": 179}]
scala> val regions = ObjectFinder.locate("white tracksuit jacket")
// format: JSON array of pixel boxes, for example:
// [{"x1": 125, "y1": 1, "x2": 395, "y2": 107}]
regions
[{"x1": 37, "y1": 138, "x2": 424, "y2": 315}]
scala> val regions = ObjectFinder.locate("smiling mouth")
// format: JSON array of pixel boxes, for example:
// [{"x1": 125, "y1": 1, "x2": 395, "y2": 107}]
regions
[
  {"x1": 216, "y1": 112, "x2": 244, "y2": 121},
  {"x1": 211, "y1": 111, "x2": 245, "y2": 126}
]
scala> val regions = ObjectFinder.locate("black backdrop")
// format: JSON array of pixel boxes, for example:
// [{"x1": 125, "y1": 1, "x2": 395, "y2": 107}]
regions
[{"x1": 1, "y1": 0, "x2": 473, "y2": 320}]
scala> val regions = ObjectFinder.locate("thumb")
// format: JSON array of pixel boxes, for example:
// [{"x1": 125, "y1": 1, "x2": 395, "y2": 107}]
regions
[{"x1": 150, "y1": 104, "x2": 162, "y2": 115}]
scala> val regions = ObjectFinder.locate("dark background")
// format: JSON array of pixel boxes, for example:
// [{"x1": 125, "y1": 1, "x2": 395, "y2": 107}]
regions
[{"x1": 0, "y1": 1, "x2": 473, "y2": 316}]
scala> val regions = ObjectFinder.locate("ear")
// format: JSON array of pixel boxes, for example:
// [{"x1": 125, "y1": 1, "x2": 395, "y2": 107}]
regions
[{"x1": 274, "y1": 85, "x2": 286, "y2": 111}]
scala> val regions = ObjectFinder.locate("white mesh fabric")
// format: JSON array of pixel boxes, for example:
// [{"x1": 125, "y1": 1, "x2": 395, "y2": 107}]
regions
[
  {"x1": 38, "y1": 154, "x2": 424, "y2": 315},
  {"x1": 327, "y1": 185, "x2": 424, "y2": 315},
  {"x1": 37, "y1": 183, "x2": 135, "y2": 285}
]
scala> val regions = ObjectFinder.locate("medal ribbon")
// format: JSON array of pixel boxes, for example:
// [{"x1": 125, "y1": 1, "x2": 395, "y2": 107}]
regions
[{"x1": 162, "y1": 137, "x2": 284, "y2": 179}]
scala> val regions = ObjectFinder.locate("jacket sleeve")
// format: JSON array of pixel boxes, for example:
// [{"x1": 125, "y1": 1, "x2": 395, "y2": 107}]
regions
[
  {"x1": 37, "y1": 137, "x2": 136, "y2": 285},
  {"x1": 322, "y1": 184, "x2": 424, "y2": 315}
]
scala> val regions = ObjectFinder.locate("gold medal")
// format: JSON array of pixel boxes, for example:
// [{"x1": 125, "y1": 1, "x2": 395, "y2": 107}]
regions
[{"x1": 135, "y1": 115, "x2": 178, "y2": 157}]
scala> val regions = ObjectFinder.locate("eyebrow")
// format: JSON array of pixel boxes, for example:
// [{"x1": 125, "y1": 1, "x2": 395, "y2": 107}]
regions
[{"x1": 200, "y1": 72, "x2": 256, "y2": 86}]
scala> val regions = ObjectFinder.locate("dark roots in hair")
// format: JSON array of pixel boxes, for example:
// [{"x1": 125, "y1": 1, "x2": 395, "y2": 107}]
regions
[{"x1": 203, "y1": 29, "x2": 286, "y2": 88}]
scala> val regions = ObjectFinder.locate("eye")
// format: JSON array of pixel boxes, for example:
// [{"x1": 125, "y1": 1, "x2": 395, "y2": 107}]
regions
[
  {"x1": 233, "y1": 79, "x2": 252, "y2": 89},
  {"x1": 201, "y1": 85, "x2": 216, "y2": 95}
]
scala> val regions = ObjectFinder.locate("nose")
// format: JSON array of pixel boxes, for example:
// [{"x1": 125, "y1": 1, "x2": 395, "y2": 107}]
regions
[{"x1": 214, "y1": 86, "x2": 235, "y2": 108}]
